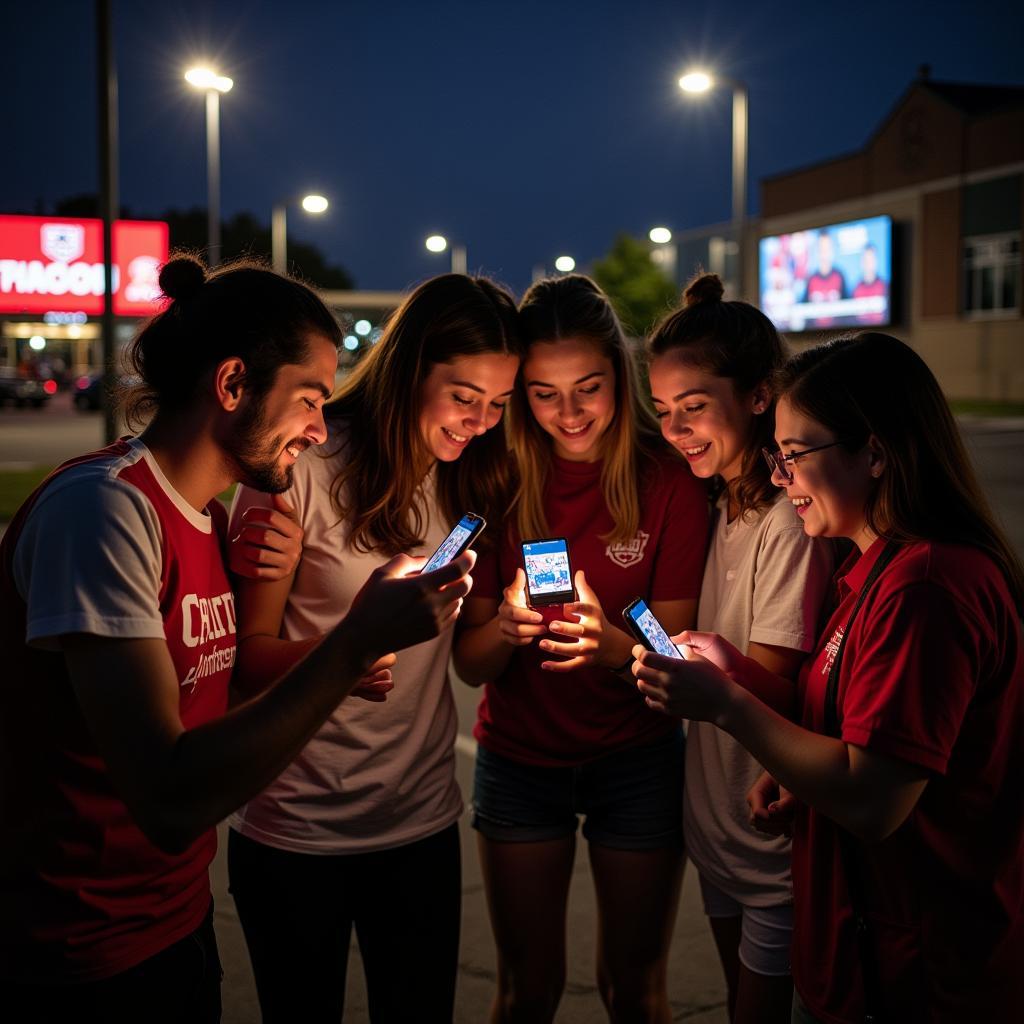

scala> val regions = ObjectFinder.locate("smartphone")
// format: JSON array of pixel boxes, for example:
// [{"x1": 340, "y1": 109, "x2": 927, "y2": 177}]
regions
[
  {"x1": 521, "y1": 537, "x2": 574, "y2": 607},
  {"x1": 422, "y1": 512, "x2": 486, "y2": 573},
  {"x1": 622, "y1": 597, "x2": 684, "y2": 660}
]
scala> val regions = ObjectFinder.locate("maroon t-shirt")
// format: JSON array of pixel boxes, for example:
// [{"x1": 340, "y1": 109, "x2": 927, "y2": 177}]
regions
[
  {"x1": 473, "y1": 453, "x2": 708, "y2": 765},
  {"x1": 792, "y1": 538, "x2": 1024, "y2": 1023}
]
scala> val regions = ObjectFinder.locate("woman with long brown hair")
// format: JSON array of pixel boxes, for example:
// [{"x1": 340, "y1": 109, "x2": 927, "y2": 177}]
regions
[
  {"x1": 455, "y1": 274, "x2": 708, "y2": 1023},
  {"x1": 226, "y1": 273, "x2": 522, "y2": 1022},
  {"x1": 632, "y1": 332, "x2": 1024, "y2": 1023},
  {"x1": 647, "y1": 273, "x2": 833, "y2": 1024}
]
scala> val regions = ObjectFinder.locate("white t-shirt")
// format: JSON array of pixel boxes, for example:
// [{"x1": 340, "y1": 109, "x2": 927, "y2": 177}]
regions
[
  {"x1": 227, "y1": 421, "x2": 463, "y2": 854},
  {"x1": 684, "y1": 490, "x2": 833, "y2": 906}
]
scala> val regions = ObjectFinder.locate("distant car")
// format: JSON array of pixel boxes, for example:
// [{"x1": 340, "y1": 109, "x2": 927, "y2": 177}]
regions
[
  {"x1": 0, "y1": 369, "x2": 54, "y2": 408},
  {"x1": 73, "y1": 372, "x2": 103, "y2": 411}
]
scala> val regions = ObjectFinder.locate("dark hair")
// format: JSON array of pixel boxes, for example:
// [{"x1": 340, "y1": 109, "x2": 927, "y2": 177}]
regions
[
  {"x1": 123, "y1": 254, "x2": 342, "y2": 426},
  {"x1": 325, "y1": 273, "x2": 521, "y2": 555},
  {"x1": 775, "y1": 333, "x2": 1024, "y2": 613},
  {"x1": 648, "y1": 271, "x2": 786, "y2": 516},
  {"x1": 510, "y1": 274, "x2": 664, "y2": 544}
]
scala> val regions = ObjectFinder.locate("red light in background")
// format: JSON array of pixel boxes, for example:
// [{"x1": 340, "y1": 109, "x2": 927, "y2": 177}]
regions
[
  {"x1": 43, "y1": 379, "x2": 58, "y2": 395},
  {"x1": 76, "y1": 375, "x2": 91, "y2": 390}
]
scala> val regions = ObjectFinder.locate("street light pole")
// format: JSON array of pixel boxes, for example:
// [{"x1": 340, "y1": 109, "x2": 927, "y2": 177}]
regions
[
  {"x1": 185, "y1": 67, "x2": 233, "y2": 267},
  {"x1": 679, "y1": 69, "x2": 749, "y2": 297},
  {"x1": 272, "y1": 195, "x2": 328, "y2": 274},
  {"x1": 205, "y1": 88, "x2": 221, "y2": 266}
]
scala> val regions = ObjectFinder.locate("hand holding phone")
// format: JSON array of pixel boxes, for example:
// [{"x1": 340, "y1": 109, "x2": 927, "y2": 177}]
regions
[
  {"x1": 521, "y1": 538, "x2": 575, "y2": 607},
  {"x1": 622, "y1": 598, "x2": 684, "y2": 661},
  {"x1": 422, "y1": 513, "x2": 486, "y2": 574}
]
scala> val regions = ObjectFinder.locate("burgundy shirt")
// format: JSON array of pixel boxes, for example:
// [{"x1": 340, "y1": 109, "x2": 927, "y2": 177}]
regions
[{"x1": 792, "y1": 538, "x2": 1024, "y2": 1023}]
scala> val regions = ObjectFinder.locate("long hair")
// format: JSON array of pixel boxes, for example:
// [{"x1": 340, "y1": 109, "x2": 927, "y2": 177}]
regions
[
  {"x1": 648, "y1": 272, "x2": 786, "y2": 517},
  {"x1": 774, "y1": 333, "x2": 1024, "y2": 612},
  {"x1": 325, "y1": 274, "x2": 520, "y2": 555},
  {"x1": 123, "y1": 254, "x2": 342, "y2": 427},
  {"x1": 510, "y1": 274, "x2": 663, "y2": 545}
]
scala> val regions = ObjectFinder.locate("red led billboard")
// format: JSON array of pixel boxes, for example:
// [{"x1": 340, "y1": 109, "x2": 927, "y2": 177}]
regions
[{"x1": 0, "y1": 215, "x2": 169, "y2": 317}]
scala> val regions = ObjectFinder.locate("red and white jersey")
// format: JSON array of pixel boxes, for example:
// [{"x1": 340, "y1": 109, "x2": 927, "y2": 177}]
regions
[{"x1": 0, "y1": 438, "x2": 235, "y2": 983}]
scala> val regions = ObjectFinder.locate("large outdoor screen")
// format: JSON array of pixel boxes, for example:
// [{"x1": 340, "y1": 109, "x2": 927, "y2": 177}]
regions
[
  {"x1": 0, "y1": 215, "x2": 169, "y2": 317},
  {"x1": 759, "y1": 215, "x2": 892, "y2": 332}
]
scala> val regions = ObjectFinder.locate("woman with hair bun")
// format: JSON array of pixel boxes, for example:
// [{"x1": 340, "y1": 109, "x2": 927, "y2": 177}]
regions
[
  {"x1": 634, "y1": 332, "x2": 1024, "y2": 1023},
  {"x1": 0, "y1": 255, "x2": 474, "y2": 1020},
  {"x1": 646, "y1": 273, "x2": 833, "y2": 1023},
  {"x1": 455, "y1": 274, "x2": 708, "y2": 1023},
  {"x1": 226, "y1": 273, "x2": 522, "y2": 1023}
]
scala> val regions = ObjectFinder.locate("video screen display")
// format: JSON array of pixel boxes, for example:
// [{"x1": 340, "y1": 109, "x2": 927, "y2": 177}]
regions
[
  {"x1": 626, "y1": 600, "x2": 684, "y2": 660},
  {"x1": 422, "y1": 518, "x2": 474, "y2": 573},
  {"x1": 523, "y1": 540, "x2": 571, "y2": 598},
  {"x1": 759, "y1": 215, "x2": 892, "y2": 332}
]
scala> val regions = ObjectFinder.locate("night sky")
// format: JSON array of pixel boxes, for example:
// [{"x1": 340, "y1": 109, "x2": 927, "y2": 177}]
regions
[{"x1": 8, "y1": 0, "x2": 1023, "y2": 294}]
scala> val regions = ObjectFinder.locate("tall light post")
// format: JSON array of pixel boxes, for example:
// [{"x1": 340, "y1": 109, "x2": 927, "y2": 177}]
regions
[
  {"x1": 648, "y1": 226, "x2": 678, "y2": 285},
  {"x1": 184, "y1": 66, "x2": 233, "y2": 267},
  {"x1": 272, "y1": 194, "x2": 329, "y2": 274},
  {"x1": 678, "y1": 69, "x2": 748, "y2": 295},
  {"x1": 425, "y1": 234, "x2": 467, "y2": 275}
]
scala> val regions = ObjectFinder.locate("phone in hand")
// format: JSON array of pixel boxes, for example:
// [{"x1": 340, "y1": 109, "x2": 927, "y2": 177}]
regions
[
  {"x1": 622, "y1": 597, "x2": 684, "y2": 660},
  {"x1": 422, "y1": 513, "x2": 486, "y2": 573},
  {"x1": 521, "y1": 537, "x2": 574, "y2": 607}
]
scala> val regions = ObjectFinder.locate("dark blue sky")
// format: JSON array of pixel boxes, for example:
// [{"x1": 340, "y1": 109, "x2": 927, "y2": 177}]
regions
[{"x1": 8, "y1": 0, "x2": 1023, "y2": 293}]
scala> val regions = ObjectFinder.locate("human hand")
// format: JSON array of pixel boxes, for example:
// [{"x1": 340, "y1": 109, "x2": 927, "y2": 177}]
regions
[
  {"x1": 343, "y1": 550, "x2": 475, "y2": 665},
  {"x1": 496, "y1": 568, "x2": 548, "y2": 647},
  {"x1": 348, "y1": 653, "x2": 397, "y2": 703},
  {"x1": 229, "y1": 493, "x2": 303, "y2": 581},
  {"x1": 673, "y1": 630, "x2": 747, "y2": 678},
  {"x1": 747, "y1": 771, "x2": 797, "y2": 838},
  {"x1": 539, "y1": 570, "x2": 607, "y2": 672},
  {"x1": 631, "y1": 642, "x2": 737, "y2": 724}
]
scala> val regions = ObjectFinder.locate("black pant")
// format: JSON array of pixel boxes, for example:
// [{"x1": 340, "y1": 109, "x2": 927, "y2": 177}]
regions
[
  {"x1": 228, "y1": 824, "x2": 461, "y2": 1023},
  {"x1": 9, "y1": 900, "x2": 222, "y2": 1024}
]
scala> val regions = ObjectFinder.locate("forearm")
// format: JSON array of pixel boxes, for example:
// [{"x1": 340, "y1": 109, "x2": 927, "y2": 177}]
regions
[
  {"x1": 719, "y1": 687, "x2": 864, "y2": 834},
  {"x1": 234, "y1": 633, "x2": 319, "y2": 696},
  {"x1": 727, "y1": 653, "x2": 798, "y2": 716},
  {"x1": 151, "y1": 623, "x2": 376, "y2": 850},
  {"x1": 452, "y1": 617, "x2": 514, "y2": 686}
]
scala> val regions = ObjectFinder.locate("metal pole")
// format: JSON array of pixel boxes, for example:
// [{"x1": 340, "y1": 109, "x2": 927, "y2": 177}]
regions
[
  {"x1": 96, "y1": 0, "x2": 119, "y2": 444},
  {"x1": 451, "y1": 244, "x2": 467, "y2": 276},
  {"x1": 731, "y1": 83, "x2": 748, "y2": 298},
  {"x1": 271, "y1": 203, "x2": 287, "y2": 273},
  {"x1": 206, "y1": 89, "x2": 221, "y2": 266}
]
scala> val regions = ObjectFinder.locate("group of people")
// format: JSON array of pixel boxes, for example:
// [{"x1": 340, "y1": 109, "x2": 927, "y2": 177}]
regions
[{"x1": 1, "y1": 254, "x2": 1020, "y2": 1024}]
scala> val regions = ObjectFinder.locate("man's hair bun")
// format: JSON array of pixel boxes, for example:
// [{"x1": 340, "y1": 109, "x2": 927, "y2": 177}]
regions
[
  {"x1": 159, "y1": 255, "x2": 207, "y2": 301},
  {"x1": 682, "y1": 272, "x2": 725, "y2": 308}
]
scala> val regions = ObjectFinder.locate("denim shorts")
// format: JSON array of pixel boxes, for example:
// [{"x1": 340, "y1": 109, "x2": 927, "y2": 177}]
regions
[{"x1": 471, "y1": 728, "x2": 684, "y2": 851}]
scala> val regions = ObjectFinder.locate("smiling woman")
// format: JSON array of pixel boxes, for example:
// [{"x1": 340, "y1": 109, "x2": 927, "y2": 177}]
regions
[{"x1": 224, "y1": 272, "x2": 522, "y2": 1023}]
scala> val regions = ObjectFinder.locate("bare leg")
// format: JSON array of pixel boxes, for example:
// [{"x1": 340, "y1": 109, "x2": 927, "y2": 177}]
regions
[
  {"x1": 477, "y1": 833, "x2": 576, "y2": 1024},
  {"x1": 589, "y1": 843, "x2": 685, "y2": 1023}
]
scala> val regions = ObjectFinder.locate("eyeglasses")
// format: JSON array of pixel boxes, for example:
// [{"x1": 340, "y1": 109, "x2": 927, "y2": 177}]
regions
[{"x1": 762, "y1": 441, "x2": 851, "y2": 484}]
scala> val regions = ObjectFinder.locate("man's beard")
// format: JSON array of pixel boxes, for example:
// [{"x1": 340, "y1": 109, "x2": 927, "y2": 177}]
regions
[{"x1": 226, "y1": 394, "x2": 295, "y2": 494}]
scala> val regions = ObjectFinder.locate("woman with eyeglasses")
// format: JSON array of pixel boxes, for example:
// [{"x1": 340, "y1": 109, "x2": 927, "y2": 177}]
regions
[
  {"x1": 647, "y1": 274, "x2": 833, "y2": 1024},
  {"x1": 631, "y1": 332, "x2": 1024, "y2": 1024}
]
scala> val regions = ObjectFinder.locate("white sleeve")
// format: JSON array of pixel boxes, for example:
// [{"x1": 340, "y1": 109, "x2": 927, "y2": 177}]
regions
[
  {"x1": 13, "y1": 475, "x2": 166, "y2": 649},
  {"x1": 749, "y1": 514, "x2": 834, "y2": 653}
]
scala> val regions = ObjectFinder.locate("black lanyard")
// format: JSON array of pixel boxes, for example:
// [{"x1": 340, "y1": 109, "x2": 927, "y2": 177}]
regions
[{"x1": 823, "y1": 539, "x2": 901, "y2": 1024}]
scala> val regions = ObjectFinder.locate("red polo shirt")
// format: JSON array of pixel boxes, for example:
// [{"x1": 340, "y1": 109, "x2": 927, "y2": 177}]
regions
[{"x1": 792, "y1": 538, "x2": 1024, "y2": 1023}]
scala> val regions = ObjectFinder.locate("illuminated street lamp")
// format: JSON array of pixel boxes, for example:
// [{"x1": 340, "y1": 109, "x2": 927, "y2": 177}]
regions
[
  {"x1": 648, "y1": 226, "x2": 678, "y2": 283},
  {"x1": 554, "y1": 255, "x2": 576, "y2": 273},
  {"x1": 184, "y1": 65, "x2": 233, "y2": 266},
  {"x1": 425, "y1": 234, "x2": 467, "y2": 275},
  {"x1": 678, "y1": 68, "x2": 748, "y2": 293},
  {"x1": 272, "y1": 194, "x2": 329, "y2": 274}
]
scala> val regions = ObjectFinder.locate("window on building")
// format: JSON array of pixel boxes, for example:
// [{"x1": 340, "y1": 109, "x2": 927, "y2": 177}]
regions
[{"x1": 963, "y1": 233, "x2": 1020, "y2": 317}]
